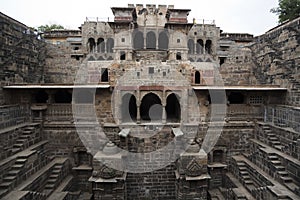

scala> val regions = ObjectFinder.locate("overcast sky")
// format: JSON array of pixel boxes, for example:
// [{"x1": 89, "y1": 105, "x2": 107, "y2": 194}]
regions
[{"x1": 1, "y1": 0, "x2": 279, "y2": 36}]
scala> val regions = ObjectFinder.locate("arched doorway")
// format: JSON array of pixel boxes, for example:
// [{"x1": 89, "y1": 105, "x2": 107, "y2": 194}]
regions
[
  {"x1": 121, "y1": 94, "x2": 137, "y2": 122},
  {"x1": 195, "y1": 71, "x2": 201, "y2": 84},
  {"x1": 158, "y1": 31, "x2": 168, "y2": 50},
  {"x1": 228, "y1": 92, "x2": 244, "y2": 104},
  {"x1": 166, "y1": 93, "x2": 181, "y2": 122},
  {"x1": 101, "y1": 68, "x2": 109, "y2": 82},
  {"x1": 196, "y1": 39, "x2": 203, "y2": 54},
  {"x1": 213, "y1": 150, "x2": 224, "y2": 163},
  {"x1": 107, "y1": 38, "x2": 114, "y2": 53},
  {"x1": 146, "y1": 31, "x2": 156, "y2": 49},
  {"x1": 188, "y1": 39, "x2": 194, "y2": 54},
  {"x1": 140, "y1": 93, "x2": 162, "y2": 121},
  {"x1": 97, "y1": 38, "x2": 105, "y2": 53},
  {"x1": 88, "y1": 38, "x2": 95, "y2": 53},
  {"x1": 133, "y1": 31, "x2": 144, "y2": 49},
  {"x1": 205, "y1": 40, "x2": 212, "y2": 54},
  {"x1": 54, "y1": 90, "x2": 72, "y2": 103}
]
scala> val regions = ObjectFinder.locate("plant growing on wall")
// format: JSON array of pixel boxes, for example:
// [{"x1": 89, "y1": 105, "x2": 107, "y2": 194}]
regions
[
  {"x1": 271, "y1": 0, "x2": 300, "y2": 23},
  {"x1": 37, "y1": 24, "x2": 65, "y2": 32}
]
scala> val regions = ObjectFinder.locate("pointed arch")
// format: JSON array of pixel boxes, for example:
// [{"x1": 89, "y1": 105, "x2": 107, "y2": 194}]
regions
[
  {"x1": 158, "y1": 31, "x2": 169, "y2": 50},
  {"x1": 146, "y1": 31, "x2": 156, "y2": 49}
]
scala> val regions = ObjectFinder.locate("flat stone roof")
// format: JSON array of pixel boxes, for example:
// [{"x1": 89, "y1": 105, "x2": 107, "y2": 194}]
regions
[
  {"x1": 3, "y1": 84, "x2": 110, "y2": 89},
  {"x1": 192, "y1": 86, "x2": 287, "y2": 91}
]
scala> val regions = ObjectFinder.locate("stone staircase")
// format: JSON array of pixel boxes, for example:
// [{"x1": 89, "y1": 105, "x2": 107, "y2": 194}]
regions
[
  {"x1": 236, "y1": 161, "x2": 255, "y2": 192},
  {"x1": 0, "y1": 154, "x2": 31, "y2": 198},
  {"x1": 11, "y1": 123, "x2": 41, "y2": 154},
  {"x1": 43, "y1": 163, "x2": 64, "y2": 196}
]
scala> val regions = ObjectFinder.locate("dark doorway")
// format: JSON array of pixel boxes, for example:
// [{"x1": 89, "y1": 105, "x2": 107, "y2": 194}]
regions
[
  {"x1": 140, "y1": 93, "x2": 162, "y2": 121},
  {"x1": 176, "y1": 52, "x2": 182, "y2": 60},
  {"x1": 158, "y1": 31, "x2": 168, "y2": 50},
  {"x1": 121, "y1": 94, "x2": 137, "y2": 122},
  {"x1": 54, "y1": 90, "x2": 72, "y2": 103},
  {"x1": 146, "y1": 31, "x2": 156, "y2": 49},
  {"x1": 101, "y1": 68, "x2": 109, "y2": 82},
  {"x1": 228, "y1": 92, "x2": 244, "y2": 104},
  {"x1": 205, "y1": 40, "x2": 212, "y2": 54},
  {"x1": 133, "y1": 31, "x2": 144, "y2": 49},
  {"x1": 166, "y1": 93, "x2": 181, "y2": 122},
  {"x1": 35, "y1": 90, "x2": 48, "y2": 103},
  {"x1": 120, "y1": 51, "x2": 126, "y2": 60},
  {"x1": 88, "y1": 38, "x2": 96, "y2": 53},
  {"x1": 213, "y1": 150, "x2": 223, "y2": 163},
  {"x1": 195, "y1": 71, "x2": 201, "y2": 84}
]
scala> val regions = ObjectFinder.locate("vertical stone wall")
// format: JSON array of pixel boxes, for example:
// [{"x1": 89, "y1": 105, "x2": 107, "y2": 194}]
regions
[
  {"x1": 250, "y1": 17, "x2": 300, "y2": 105},
  {"x1": 0, "y1": 13, "x2": 46, "y2": 85}
]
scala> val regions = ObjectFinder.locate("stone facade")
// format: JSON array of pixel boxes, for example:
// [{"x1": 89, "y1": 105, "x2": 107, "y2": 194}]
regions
[{"x1": 0, "y1": 3, "x2": 299, "y2": 200}]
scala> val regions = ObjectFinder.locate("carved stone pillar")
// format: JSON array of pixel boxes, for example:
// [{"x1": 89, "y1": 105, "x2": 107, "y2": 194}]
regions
[
  {"x1": 176, "y1": 141, "x2": 210, "y2": 200},
  {"x1": 89, "y1": 142, "x2": 126, "y2": 200}
]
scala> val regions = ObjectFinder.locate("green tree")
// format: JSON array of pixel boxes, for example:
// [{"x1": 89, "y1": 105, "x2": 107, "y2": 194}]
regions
[
  {"x1": 37, "y1": 24, "x2": 64, "y2": 32},
  {"x1": 271, "y1": 0, "x2": 300, "y2": 23}
]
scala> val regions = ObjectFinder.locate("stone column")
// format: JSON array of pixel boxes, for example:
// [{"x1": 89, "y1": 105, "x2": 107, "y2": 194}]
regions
[
  {"x1": 176, "y1": 142, "x2": 209, "y2": 200},
  {"x1": 194, "y1": 38, "x2": 197, "y2": 55}
]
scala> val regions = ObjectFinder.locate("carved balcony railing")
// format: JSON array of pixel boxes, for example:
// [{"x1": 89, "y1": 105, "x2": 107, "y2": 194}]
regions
[{"x1": 0, "y1": 104, "x2": 30, "y2": 129}]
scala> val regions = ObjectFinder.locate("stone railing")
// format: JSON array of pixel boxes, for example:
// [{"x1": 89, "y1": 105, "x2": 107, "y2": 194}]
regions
[
  {"x1": 0, "y1": 104, "x2": 30, "y2": 129},
  {"x1": 226, "y1": 104, "x2": 264, "y2": 121},
  {"x1": 45, "y1": 104, "x2": 96, "y2": 122},
  {"x1": 264, "y1": 105, "x2": 300, "y2": 132},
  {"x1": 46, "y1": 104, "x2": 73, "y2": 121}
]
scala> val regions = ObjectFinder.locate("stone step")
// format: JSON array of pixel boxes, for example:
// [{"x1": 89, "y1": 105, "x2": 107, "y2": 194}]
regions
[
  {"x1": 0, "y1": 189, "x2": 8, "y2": 198},
  {"x1": 240, "y1": 171, "x2": 249, "y2": 175},
  {"x1": 7, "y1": 170, "x2": 20, "y2": 176},
  {"x1": 49, "y1": 174, "x2": 59, "y2": 179},
  {"x1": 15, "y1": 158, "x2": 27, "y2": 164},
  {"x1": 22, "y1": 130, "x2": 32, "y2": 135},
  {"x1": 271, "y1": 160, "x2": 281, "y2": 165},
  {"x1": 47, "y1": 178, "x2": 57, "y2": 183},
  {"x1": 271, "y1": 141, "x2": 281, "y2": 145},
  {"x1": 274, "y1": 165, "x2": 286, "y2": 171},
  {"x1": 16, "y1": 139, "x2": 27, "y2": 144},
  {"x1": 244, "y1": 180, "x2": 253, "y2": 185},
  {"x1": 52, "y1": 169, "x2": 61, "y2": 174},
  {"x1": 278, "y1": 171, "x2": 289, "y2": 176},
  {"x1": 285, "y1": 182, "x2": 299, "y2": 192},
  {"x1": 268, "y1": 155, "x2": 279, "y2": 160},
  {"x1": 12, "y1": 164, "x2": 24, "y2": 169},
  {"x1": 45, "y1": 184, "x2": 55, "y2": 189},
  {"x1": 239, "y1": 166, "x2": 247, "y2": 171},
  {"x1": 13, "y1": 143, "x2": 24, "y2": 148},
  {"x1": 19, "y1": 135, "x2": 31, "y2": 139},
  {"x1": 269, "y1": 137, "x2": 279, "y2": 141},
  {"x1": 274, "y1": 145, "x2": 285, "y2": 150},
  {"x1": 243, "y1": 175, "x2": 251, "y2": 180},
  {"x1": 11, "y1": 148, "x2": 21, "y2": 154},
  {"x1": 0, "y1": 182, "x2": 11, "y2": 189},
  {"x1": 237, "y1": 162, "x2": 246, "y2": 166},
  {"x1": 280, "y1": 176, "x2": 293, "y2": 183},
  {"x1": 3, "y1": 176, "x2": 15, "y2": 182},
  {"x1": 266, "y1": 133, "x2": 275, "y2": 137}
]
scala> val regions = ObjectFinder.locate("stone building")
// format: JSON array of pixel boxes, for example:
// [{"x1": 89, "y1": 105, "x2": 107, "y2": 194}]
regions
[{"x1": 0, "y1": 3, "x2": 299, "y2": 200}]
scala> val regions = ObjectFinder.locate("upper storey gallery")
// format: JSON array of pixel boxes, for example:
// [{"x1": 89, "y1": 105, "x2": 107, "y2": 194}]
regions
[{"x1": 80, "y1": 4, "x2": 220, "y2": 62}]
